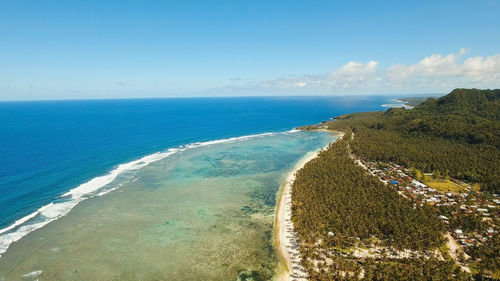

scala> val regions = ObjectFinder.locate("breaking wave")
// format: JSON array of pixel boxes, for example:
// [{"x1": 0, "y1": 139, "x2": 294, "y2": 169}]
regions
[{"x1": 0, "y1": 130, "x2": 299, "y2": 256}]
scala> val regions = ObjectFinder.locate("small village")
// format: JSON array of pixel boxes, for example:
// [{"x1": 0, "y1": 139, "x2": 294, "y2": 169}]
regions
[{"x1": 354, "y1": 156, "x2": 499, "y2": 269}]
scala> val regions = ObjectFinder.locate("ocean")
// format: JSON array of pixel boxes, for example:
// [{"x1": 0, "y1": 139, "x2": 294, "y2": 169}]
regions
[{"x1": 0, "y1": 96, "x2": 395, "y2": 280}]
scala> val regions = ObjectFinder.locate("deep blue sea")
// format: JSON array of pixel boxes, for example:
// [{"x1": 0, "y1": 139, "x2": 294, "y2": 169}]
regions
[{"x1": 0, "y1": 96, "x2": 399, "y2": 255}]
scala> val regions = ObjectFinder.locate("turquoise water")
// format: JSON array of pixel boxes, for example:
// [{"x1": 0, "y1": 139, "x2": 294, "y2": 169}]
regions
[
  {"x1": 0, "y1": 130, "x2": 336, "y2": 281},
  {"x1": 0, "y1": 96, "x2": 391, "y2": 254}
]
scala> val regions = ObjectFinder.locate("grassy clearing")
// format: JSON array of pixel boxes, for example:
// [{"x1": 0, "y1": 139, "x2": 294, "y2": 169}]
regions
[
  {"x1": 331, "y1": 246, "x2": 355, "y2": 254},
  {"x1": 425, "y1": 179, "x2": 465, "y2": 193},
  {"x1": 439, "y1": 243, "x2": 453, "y2": 262},
  {"x1": 468, "y1": 262, "x2": 479, "y2": 275}
]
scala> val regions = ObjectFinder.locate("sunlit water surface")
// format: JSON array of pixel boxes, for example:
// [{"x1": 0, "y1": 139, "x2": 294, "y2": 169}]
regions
[{"x1": 0, "y1": 130, "x2": 336, "y2": 281}]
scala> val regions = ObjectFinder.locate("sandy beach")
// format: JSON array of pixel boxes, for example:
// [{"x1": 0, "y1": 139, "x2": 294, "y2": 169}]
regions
[
  {"x1": 275, "y1": 151, "x2": 319, "y2": 281},
  {"x1": 275, "y1": 131, "x2": 343, "y2": 281}
]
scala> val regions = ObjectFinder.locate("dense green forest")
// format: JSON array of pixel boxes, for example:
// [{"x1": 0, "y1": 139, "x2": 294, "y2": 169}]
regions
[
  {"x1": 321, "y1": 89, "x2": 500, "y2": 192},
  {"x1": 292, "y1": 134, "x2": 445, "y2": 250},
  {"x1": 291, "y1": 89, "x2": 499, "y2": 280},
  {"x1": 469, "y1": 235, "x2": 500, "y2": 277},
  {"x1": 291, "y1": 133, "x2": 469, "y2": 280},
  {"x1": 308, "y1": 258, "x2": 471, "y2": 281}
]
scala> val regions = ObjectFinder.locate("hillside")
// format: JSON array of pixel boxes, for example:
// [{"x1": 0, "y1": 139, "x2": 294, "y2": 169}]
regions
[
  {"x1": 292, "y1": 89, "x2": 499, "y2": 280},
  {"x1": 323, "y1": 89, "x2": 500, "y2": 192}
]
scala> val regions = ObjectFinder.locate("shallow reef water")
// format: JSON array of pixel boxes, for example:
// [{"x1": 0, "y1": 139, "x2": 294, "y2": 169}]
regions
[{"x1": 0, "y1": 130, "x2": 334, "y2": 281}]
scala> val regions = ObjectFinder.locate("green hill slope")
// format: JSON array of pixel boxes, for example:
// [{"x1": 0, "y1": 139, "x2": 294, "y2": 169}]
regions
[{"x1": 323, "y1": 88, "x2": 500, "y2": 192}]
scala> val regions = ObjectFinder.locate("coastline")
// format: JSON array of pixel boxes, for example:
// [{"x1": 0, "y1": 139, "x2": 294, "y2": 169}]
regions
[
  {"x1": 0, "y1": 130, "x2": 295, "y2": 258},
  {"x1": 275, "y1": 131, "x2": 344, "y2": 281},
  {"x1": 0, "y1": 130, "x2": 336, "y2": 280}
]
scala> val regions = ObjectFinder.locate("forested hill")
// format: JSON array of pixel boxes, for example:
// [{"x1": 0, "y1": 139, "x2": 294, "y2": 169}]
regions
[
  {"x1": 385, "y1": 88, "x2": 500, "y2": 147},
  {"x1": 320, "y1": 88, "x2": 500, "y2": 192},
  {"x1": 419, "y1": 88, "x2": 500, "y2": 120}
]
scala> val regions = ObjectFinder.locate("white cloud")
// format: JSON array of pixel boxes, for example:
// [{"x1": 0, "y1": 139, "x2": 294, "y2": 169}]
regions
[
  {"x1": 328, "y1": 61, "x2": 379, "y2": 87},
  {"x1": 214, "y1": 49, "x2": 500, "y2": 95},
  {"x1": 387, "y1": 49, "x2": 466, "y2": 80},
  {"x1": 462, "y1": 54, "x2": 500, "y2": 77},
  {"x1": 334, "y1": 60, "x2": 378, "y2": 77},
  {"x1": 385, "y1": 49, "x2": 500, "y2": 91}
]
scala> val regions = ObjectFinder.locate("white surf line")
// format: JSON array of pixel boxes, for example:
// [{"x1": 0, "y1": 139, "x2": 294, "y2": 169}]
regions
[{"x1": 0, "y1": 130, "x2": 301, "y2": 257}]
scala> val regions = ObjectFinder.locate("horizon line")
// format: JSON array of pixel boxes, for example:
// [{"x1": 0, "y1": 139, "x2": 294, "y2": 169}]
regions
[{"x1": 0, "y1": 92, "x2": 445, "y2": 103}]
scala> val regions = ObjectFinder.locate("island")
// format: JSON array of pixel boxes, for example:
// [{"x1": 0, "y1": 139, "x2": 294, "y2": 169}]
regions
[{"x1": 277, "y1": 88, "x2": 499, "y2": 280}]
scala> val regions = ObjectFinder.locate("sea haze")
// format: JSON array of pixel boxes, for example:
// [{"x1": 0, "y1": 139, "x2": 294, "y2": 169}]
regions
[{"x1": 0, "y1": 96, "x2": 394, "y2": 256}]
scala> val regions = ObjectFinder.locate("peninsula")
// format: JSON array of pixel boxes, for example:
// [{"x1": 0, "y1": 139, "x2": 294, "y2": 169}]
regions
[{"x1": 276, "y1": 89, "x2": 499, "y2": 280}]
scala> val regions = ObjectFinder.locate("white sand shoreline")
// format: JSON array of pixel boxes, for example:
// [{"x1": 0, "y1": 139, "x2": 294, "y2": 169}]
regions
[{"x1": 275, "y1": 131, "x2": 344, "y2": 281}]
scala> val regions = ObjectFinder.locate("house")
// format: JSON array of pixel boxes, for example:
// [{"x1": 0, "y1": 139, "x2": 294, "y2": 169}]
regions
[
  {"x1": 397, "y1": 171, "x2": 407, "y2": 178},
  {"x1": 427, "y1": 197, "x2": 439, "y2": 205},
  {"x1": 455, "y1": 229, "x2": 466, "y2": 239},
  {"x1": 412, "y1": 180, "x2": 426, "y2": 188},
  {"x1": 439, "y1": 215, "x2": 449, "y2": 221}
]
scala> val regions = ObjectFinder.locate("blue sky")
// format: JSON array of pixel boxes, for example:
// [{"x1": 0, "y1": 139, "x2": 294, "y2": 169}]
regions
[{"x1": 0, "y1": 0, "x2": 499, "y2": 100}]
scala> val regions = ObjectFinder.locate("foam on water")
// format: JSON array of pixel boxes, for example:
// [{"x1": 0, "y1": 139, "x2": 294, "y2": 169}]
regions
[
  {"x1": 22, "y1": 270, "x2": 42, "y2": 278},
  {"x1": 61, "y1": 151, "x2": 176, "y2": 198},
  {"x1": 381, "y1": 99, "x2": 414, "y2": 109},
  {"x1": 0, "y1": 131, "x2": 296, "y2": 256}
]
